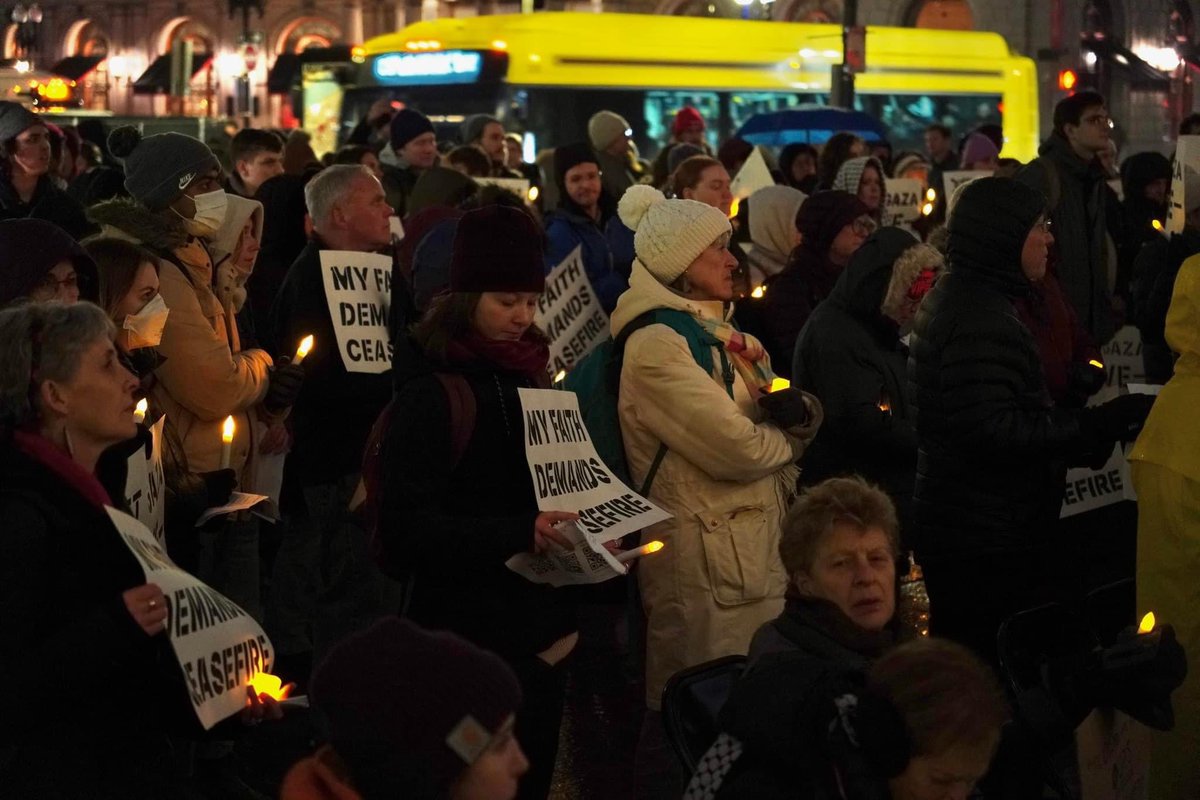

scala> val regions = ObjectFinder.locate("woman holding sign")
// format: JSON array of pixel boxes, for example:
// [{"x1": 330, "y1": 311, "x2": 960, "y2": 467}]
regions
[
  {"x1": 0, "y1": 301, "x2": 185, "y2": 796},
  {"x1": 382, "y1": 204, "x2": 578, "y2": 800},
  {"x1": 610, "y1": 185, "x2": 822, "y2": 793}
]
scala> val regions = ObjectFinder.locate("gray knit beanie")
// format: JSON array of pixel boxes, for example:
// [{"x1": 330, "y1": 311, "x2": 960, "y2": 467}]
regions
[
  {"x1": 107, "y1": 125, "x2": 220, "y2": 211},
  {"x1": 0, "y1": 101, "x2": 39, "y2": 144},
  {"x1": 461, "y1": 114, "x2": 500, "y2": 145}
]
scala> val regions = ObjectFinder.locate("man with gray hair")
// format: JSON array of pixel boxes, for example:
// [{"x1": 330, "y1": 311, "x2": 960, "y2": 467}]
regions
[{"x1": 267, "y1": 164, "x2": 402, "y2": 682}]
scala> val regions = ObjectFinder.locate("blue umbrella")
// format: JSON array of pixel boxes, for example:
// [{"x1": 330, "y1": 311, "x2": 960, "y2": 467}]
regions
[{"x1": 735, "y1": 106, "x2": 888, "y2": 147}]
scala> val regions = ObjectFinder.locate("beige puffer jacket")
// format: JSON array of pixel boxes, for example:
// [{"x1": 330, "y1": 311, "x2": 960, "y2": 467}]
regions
[{"x1": 612, "y1": 259, "x2": 820, "y2": 709}]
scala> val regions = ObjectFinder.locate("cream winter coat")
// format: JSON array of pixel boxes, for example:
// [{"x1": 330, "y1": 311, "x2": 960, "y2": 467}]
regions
[{"x1": 612, "y1": 260, "x2": 818, "y2": 709}]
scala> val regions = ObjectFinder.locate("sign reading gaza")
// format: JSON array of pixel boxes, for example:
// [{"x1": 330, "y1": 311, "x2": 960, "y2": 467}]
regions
[
  {"x1": 535, "y1": 246, "x2": 609, "y2": 377},
  {"x1": 106, "y1": 507, "x2": 275, "y2": 730},
  {"x1": 320, "y1": 250, "x2": 394, "y2": 374}
]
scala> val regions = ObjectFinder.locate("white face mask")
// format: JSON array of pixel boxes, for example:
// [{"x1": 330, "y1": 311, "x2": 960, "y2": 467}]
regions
[
  {"x1": 123, "y1": 293, "x2": 170, "y2": 349},
  {"x1": 180, "y1": 188, "x2": 228, "y2": 237}
]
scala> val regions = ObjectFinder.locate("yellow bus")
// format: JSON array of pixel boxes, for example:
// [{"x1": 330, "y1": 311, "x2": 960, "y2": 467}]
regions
[{"x1": 339, "y1": 12, "x2": 1038, "y2": 161}]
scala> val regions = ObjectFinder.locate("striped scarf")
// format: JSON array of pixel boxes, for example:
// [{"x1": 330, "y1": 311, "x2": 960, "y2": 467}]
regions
[{"x1": 697, "y1": 317, "x2": 776, "y2": 393}]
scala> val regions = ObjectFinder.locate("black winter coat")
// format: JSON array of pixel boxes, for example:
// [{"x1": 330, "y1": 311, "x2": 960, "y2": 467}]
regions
[
  {"x1": 908, "y1": 249, "x2": 1090, "y2": 560},
  {"x1": 380, "y1": 162, "x2": 421, "y2": 219},
  {"x1": 1131, "y1": 229, "x2": 1200, "y2": 383},
  {"x1": 0, "y1": 174, "x2": 91, "y2": 240},
  {"x1": 379, "y1": 336, "x2": 575, "y2": 661},
  {"x1": 0, "y1": 437, "x2": 193, "y2": 798},
  {"x1": 792, "y1": 229, "x2": 918, "y2": 529},
  {"x1": 269, "y1": 240, "x2": 395, "y2": 486}
]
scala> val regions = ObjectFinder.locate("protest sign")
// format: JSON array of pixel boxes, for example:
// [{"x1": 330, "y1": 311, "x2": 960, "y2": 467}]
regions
[
  {"x1": 124, "y1": 415, "x2": 166, "y2": 545},
  {"x1": 1076, "y1": 708, "x2": 1150, "y2": 800},
  {"x1": 516, "y1": 388, "x2": 671, "y2": 545},
  {"x1": 1060, "y1": 444, "x2": 1135, "y2": 518},
  {"x1": 474, "y1": 176, "x2": 531, "y2": 200},
  {"x1": 319, "y1": 250, "x2": 394, "y2": 374},
  {"x1": 105, "y1": 507, "x2": 275, "y2": 730},
  {"x1": 1101, "y1": 326, "x2": 1146, "y2": 390},
  {"x1": 942, "y1": 170, "x2": 991, "y2": 214},
  {"x1": 730, "y1": 147, "x2": 774, "y2": 200},
  {"x1": 884, "y1": 177, "x2": 923, "y2": 224},
  {"x1": 506, "y1": 520, "x2": 630, "y2": 588},
  {"x1": 1166, "y1": 135, "x2": 1200, "y2": 235},
  {"x1": 536, "y1": 246, "x2": 609, "y2": 378}
]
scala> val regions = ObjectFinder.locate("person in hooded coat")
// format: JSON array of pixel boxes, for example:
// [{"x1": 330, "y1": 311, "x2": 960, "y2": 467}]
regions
[
  {"x1": 792, "y1": 230, "x2": 943, "y2": 533},
  {"x1": 209, "y1": 193, "x2": 265, "y2": 348},
  {"x1": 247, "y1": 172, "x2": 311, "y2": 336},
  {"x1": 756, "y1": 191, "x2": 871, "y2": 376},
  {"x1": 1130, "y1": 253, "x2": 1200, "y2": 798},
  {"x1": 0, "y1": 217, "x2": 99, "y2": 306},
  {"x1": 744, "y1": 184, "x2": 806, "y2": 287},
  {"x1": 831, "y1": 155, "x2": 887, "y2": 224},
  {"x1": 908, "y1": 176, "x2": 1156, "y2": 665},
  {"x1": 544, "y1": 142, "x2": 627, "y2": 313},
  {"x1": 1116, "y1": 151, "x2": 1172, "y2": 302}
]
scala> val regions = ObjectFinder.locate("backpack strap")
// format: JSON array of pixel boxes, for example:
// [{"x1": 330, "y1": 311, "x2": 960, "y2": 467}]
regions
[{"x1": 434, "y1": 372, "x2": 478, "y2": 470}]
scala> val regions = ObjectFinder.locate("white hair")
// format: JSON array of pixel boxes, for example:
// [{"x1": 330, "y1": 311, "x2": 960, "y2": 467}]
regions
[{"x1": 305, "y1": 164, "x2": 377, "y2": 232}]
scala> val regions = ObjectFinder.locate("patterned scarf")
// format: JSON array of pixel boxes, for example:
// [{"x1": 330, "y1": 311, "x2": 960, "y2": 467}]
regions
[{"x1": 697, "y1": 317, "x2": 776, "y2": 393}]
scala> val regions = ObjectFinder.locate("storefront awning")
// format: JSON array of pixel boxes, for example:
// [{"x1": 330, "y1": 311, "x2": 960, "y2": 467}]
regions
[
  {"x1": 267, "y1": 45, "x2": 353, "y2": 94},
  {"x1": 132, "y1": 52, "x2": 213, "y2": 95},
  {"x1": 51, "y1": 55, "x2": 105, "y2": 81},
  {"x1": 1080, "y1": 37, "x2": 1171, "y2": 88}
]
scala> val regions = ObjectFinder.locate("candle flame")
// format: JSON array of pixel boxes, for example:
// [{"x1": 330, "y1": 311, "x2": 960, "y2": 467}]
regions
[
  {"x1": 921, "y1": 202, "x2": 935, "y2": 216},
  {"x1": 248, "y1": 671, "x2": 292, "y2": 701},
  {"x1": 134, "y1": 398, "x2": 148, "y2": 422},
  {"x1": 750, "y1": 285, "x2": 766, "y2": 299},
  {"x1": 925, "y1": 188, "x2": 937, "y2": 202},
  {"x1": 1138, "y1": 611, "x2": 1156, "y2": 634},
  {"x1": 769, "y1": 377, "x2": 790, "y2": 393},
  {"x1": 878, "y1": 399, "x2": 891, "y2": 413},
  {"x1": 729, "y1": 197, "x2": 740, "y2": 219},
  {"x1": 553, "y1": 370, "x2": 567, "y2": 383},
  {"x1": 222, "y1": 415, "x2": 236, "y2": 443},
  {"x1": 294, "y1": 335, "x2": 314, "y2": 363},
  {"x1": 1088, "y1": 359, "x2": 1104, "y2": 369},
  {"x1": 644, "y1": 540, "x2": 664, "y2": 554},
  {"x1": 1152, "y1": 219, "x2": 1165, "y2": 232},
  {"x1": 527, "y1": 186, "x2": 539, "y2": 203}
]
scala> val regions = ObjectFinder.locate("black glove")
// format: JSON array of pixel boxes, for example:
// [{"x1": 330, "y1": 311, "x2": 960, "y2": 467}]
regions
[
  {"x1": 757, "y1": 387, "x2": 810, "y2": 429},
  {"x1": 1066, "y1": 360, "x2": 1107, "y2": 405},
  {"x1": 199, "y1": 469, "x2": 237, "y2": 508},
  {"x1": 1069, "y1": 624, "x2": 1188, "y2": 732},
  {"x1": 264, "y1": 363, "x2": 305, "y2": 413},
  {"x1": 1080, "y1": 393, "x2": 1156, "y2": 443}
]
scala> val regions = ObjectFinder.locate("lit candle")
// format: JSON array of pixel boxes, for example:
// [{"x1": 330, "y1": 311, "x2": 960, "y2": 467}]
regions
[
  {"x1": 293, "y1": 335, "x2": 314, "y2": 365},
  {"x1": 750, "y1": 285, "x2": 766, "y2": 299},
  {"x1": 1138, "y1": 611, "x2": 1156, "y2": 634},
  {"x1": 1088, "y1": 359, "x2": 1104, "y2": 369},
  {"x1": 248, "y1": 671, "x2": 292, "y2": 701},
  {"x1": 133, "y1": 398, "x2": 148, "y2": 424},
  {"x1": 769, "y1": 377, "x2": 790, "y2": 393},
  {"x1": 527, "y1": 185, "x2": 539, "y2": 203},
  {"x1": 553, "y1": 369, "x2": 567, "y2": 384},
  {"x1": 616, "y1": 540, "x2": 665, "y2": 564},
  {"x1": 220, "y1": 416, "x2": 235, "y2": 469}
]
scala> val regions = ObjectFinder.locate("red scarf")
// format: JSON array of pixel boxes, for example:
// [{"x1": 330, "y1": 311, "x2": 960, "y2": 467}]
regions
[
  {"x1": 13, "y1": 429, "x2": 112, "y2": 510},
  {"x1": 445, "y1": 333, "x2": 550, "y2": 385}
]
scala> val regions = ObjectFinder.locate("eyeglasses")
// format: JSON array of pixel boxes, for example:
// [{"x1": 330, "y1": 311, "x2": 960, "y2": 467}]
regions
[
  {"x1": 38, "y1": 273, "x2": 78, "y2": 292},
  {"x1": 852, "y1": 216, "x2": 879, "y2": 237},
  {"x1": 1036, "y1": 218, "x2": 1053, "y2": 234},
  {"x1": 1082, "y1": 114, "x2": 1114, "y2": 130}
]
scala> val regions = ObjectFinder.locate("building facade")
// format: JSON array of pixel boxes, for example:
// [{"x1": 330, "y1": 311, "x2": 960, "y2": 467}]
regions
[{"x1": 2, "y1": 0, "x2": 1194, "y2": 153}]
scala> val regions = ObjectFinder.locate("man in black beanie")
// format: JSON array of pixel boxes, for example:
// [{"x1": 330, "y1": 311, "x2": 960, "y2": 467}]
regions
[
  {"x1": 379, "y1": 107, "x2": 438, "y2": 217},
  {"x1": 908, "y1": 176, "x2": 1155, "y2": 667}
]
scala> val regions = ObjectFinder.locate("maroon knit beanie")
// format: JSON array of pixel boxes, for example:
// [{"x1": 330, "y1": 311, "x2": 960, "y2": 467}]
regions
[
  {"x1": 311, "y1": 618, "x2": 523, "y2": 796},
  {"x1": 450, "y1": 205, "x2": 545, "y2": 293},
  {"x1": 672, "y1": 106, "x2": 706, "y2": 137}
]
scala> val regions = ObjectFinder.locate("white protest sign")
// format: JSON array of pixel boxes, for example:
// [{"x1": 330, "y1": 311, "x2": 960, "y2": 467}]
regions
[
  {"x1": 506, "y1": 520, "x2": 630, "y2": 587},
  {"x1": 516, "y1": 388, "x2": 671, "y2": 545},
  {"x1": 124, "y1": 415, "x2": 166, "y2": 545},
  {"x1": 319, "y1": 250, "x2": 394, "y2": 374},
  {"x1": 943, "y1": 170, "x2": 991, "y2": 214},
  {"x1": 536, "y1": 246, "x2": 609, "y2": 379},
  {"x1": 730, "y1": 147, "x2": 774, "y2": 200},
  {"x1": 1060, "y1": 444, "x2": 1135, "y2": 518},
  {"x1": 1166, "y1": 136, "x2": 1200, "y2": 235},
  {"x1": 1076, "y1": 708, "x2": 1150, "y2": 800},
  {"x1": 388, "y1": 215, "x2": 405, "y2": 242},
  {"x1": 1101, "y1": 326, "x2": 1146, "y2": 390},
  {"x1": 105, "y1": 507, "x2": 275, "y2": 730},
  {"x1": 475, "y1": 176, "x2": 531, "y2": 200},
  {"x1": 884, "y1": 177, "x2": 923, "y2": 224}
]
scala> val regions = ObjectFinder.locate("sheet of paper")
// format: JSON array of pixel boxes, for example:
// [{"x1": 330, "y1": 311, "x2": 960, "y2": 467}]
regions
[{"x1": 196, "y1": 492, "x2": 279, "y2": 527}]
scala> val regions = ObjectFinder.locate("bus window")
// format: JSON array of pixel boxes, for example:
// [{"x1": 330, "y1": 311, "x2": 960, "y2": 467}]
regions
[
  {"x1": 644, "y1": 91, "x2": 720, "y2": 151},
  {"x1": 855, "y1": 93, "x2": 1002, "y2": 154},
  {"x1": 727, "y1": 92, "x2": 820, "y2": 137}
]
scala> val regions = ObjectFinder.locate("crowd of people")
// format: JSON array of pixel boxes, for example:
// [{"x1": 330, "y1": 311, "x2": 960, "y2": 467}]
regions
[{"x1": 0, "y1": 88, "x2": 1193, "y2": 800}]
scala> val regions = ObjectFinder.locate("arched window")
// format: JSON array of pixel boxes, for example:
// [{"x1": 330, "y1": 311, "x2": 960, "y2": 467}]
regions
[{"x1": 911, "y1": 0, "x2": 974, "y2": 31}]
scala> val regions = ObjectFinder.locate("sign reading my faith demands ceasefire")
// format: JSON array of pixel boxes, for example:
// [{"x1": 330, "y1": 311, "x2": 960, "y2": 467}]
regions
[
  {"x1": 320, "y1": 250, "x2": 394, "y2": 374},
  {"x1": 536, "y1": 246, "x2": 609, "y2": 377},
  {"x1": 105, "y1": 507, "x2": 275, "y2": 730}
]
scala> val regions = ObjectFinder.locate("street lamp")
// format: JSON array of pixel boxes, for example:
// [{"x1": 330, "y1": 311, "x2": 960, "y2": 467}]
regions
[{"x1": 10, "y1": 3, "x2": 43, "y2": 65}]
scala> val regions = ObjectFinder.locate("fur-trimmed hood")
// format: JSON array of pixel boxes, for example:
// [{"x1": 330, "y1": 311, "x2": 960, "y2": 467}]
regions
[{"x1": 87, "y1": 197, "x2": 189, "y2": 253}]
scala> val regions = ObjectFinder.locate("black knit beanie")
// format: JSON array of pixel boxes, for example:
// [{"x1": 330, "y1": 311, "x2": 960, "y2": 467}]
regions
[
  {"x1": 390, "y1": 108, "x2": 435, "y2": 152},
  {"x1": 796, "y1": 190, "x2": 870, "y2": 256},
  {"x1": 554, "y1": 141, "x2": 599, "y2": 189},
  {"x1": 450, "y1": 205, "x2": 545, "y2": 293},
  {"x1": 948, "y1": 177, "x2": 1045, "y2": 293}
]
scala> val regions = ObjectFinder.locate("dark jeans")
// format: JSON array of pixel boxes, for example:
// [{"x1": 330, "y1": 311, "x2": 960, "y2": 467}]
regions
[
  {"x1": 509, "y1": 654, "x2": 569, "y2": 800},
  {"x1": 633, "y1": 710, "x2": 687, "y2": 800},
  {"x1": 197, "y1": 515, "x2": 262, "y2": 622}
]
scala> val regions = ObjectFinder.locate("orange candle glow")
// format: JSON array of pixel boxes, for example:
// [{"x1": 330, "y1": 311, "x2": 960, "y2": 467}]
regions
[
  {"x1": 1138, "y1": 611, "x2": 1156, "y2": 634},
  {"x1": 616, "y1": 540, "x2": 665, "y2": 564},
  {"x1": 248, "y1": 672, "x2": 292, "y2": 701},
  {"x1": 293, "y1": 335, "x2": 314, "y2": 365},
  {"x1": 219, "y1": 416, "x2": 235, "y2": 469}
]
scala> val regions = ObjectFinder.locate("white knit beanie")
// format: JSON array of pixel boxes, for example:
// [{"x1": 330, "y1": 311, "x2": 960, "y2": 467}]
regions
[
  {"x1": 588, "y1": 110, "x2": 631, "y2": 151},
  {"x1": 618, "y1": 185, "x2": 732, "y2": 285}
]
